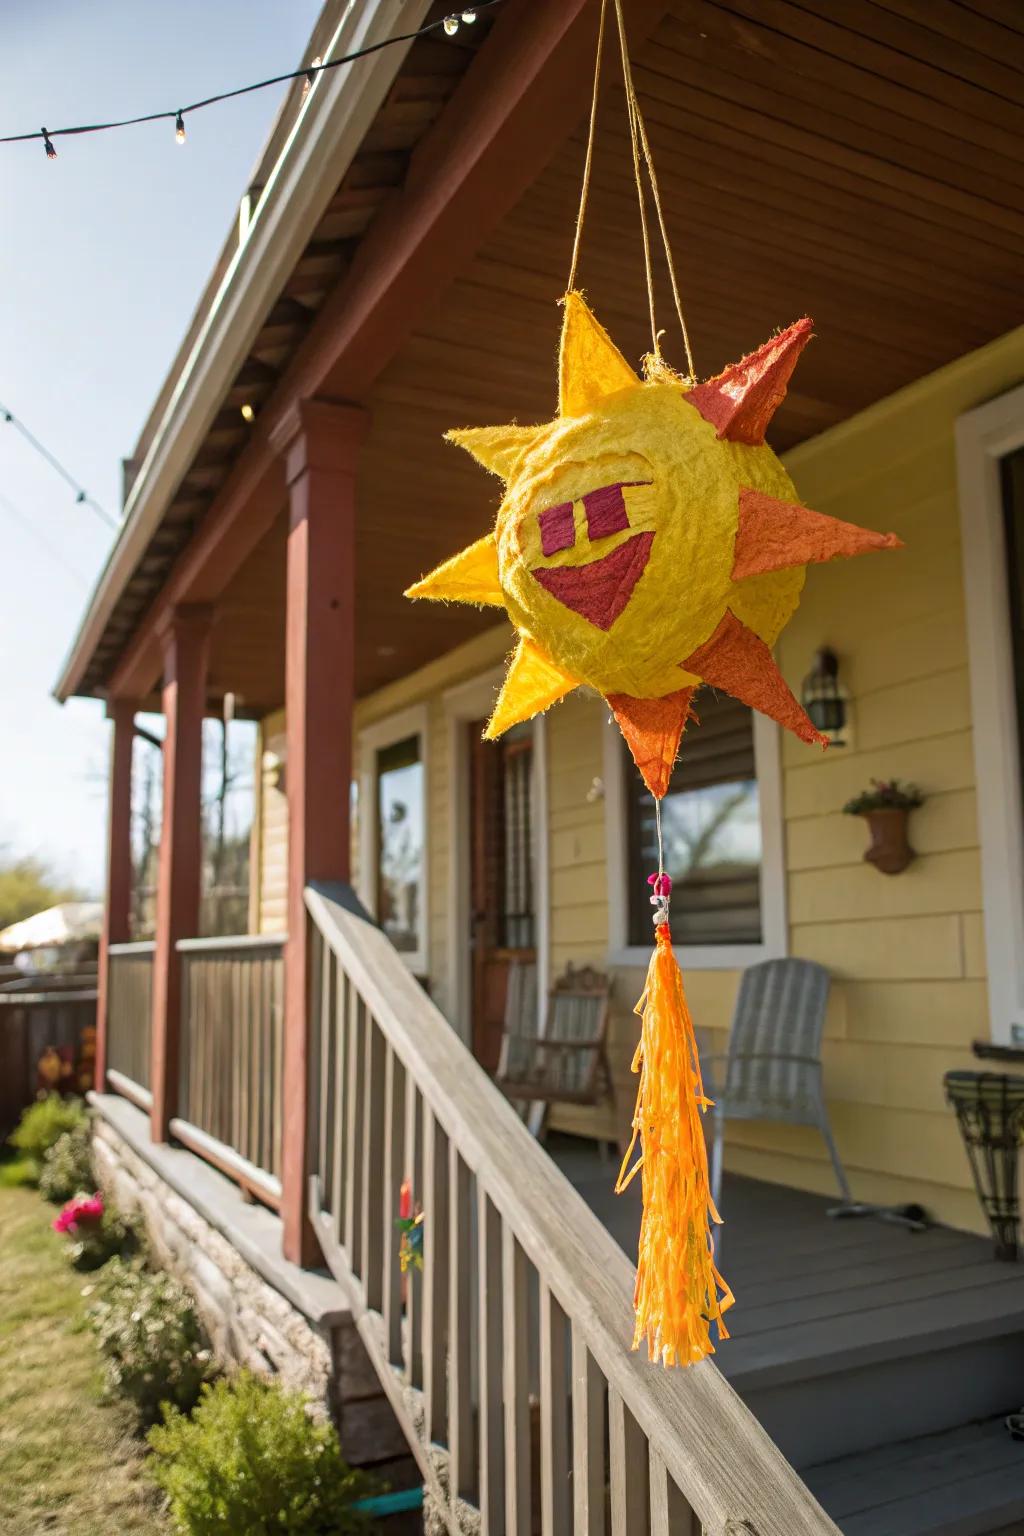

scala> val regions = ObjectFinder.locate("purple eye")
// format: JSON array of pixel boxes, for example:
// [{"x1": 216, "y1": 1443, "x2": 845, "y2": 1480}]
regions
[
  {"x1": 584, "y1": 482, "x2": 634, "y2": 539},
  {"x1": 539, "y1": 501, "x2": 574, "y2": 555}
]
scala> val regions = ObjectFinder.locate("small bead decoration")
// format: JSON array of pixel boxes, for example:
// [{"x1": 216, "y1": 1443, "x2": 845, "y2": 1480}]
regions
[{"x1": 647, "y1": 870, "x2": 672, "y2": 928}]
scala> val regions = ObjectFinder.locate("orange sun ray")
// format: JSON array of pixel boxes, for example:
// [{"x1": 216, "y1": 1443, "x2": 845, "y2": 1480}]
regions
[
  {"x1": 606, "y1": 688, "x2": 698, "y2": 799},
  {"x1": 683, "y1": 610, "x2": 827, "y2": 749},
  {"x1": 687, "y1": 318, "x2": 813, "y2": 445},
  {"x1": 731, "y1": 487, "x2": 904, "y2": 581}
]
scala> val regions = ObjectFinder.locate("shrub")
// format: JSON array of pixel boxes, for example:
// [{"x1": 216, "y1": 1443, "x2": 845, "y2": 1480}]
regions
[
  {"x1": 39, "y1": 1124, "x2": 94, "y2": 1203},
  {"x1": 148, "y1": 1372, "x2": 374, "y2": 1535},
  {"x1": 52, "y1": 1191, "x2": 136, "y2": 1271},
  {"x1": 9, "y1": 1093, "x2": 88, "y2": 1172},
  {"x1": 88, "y1": 1258, "x2": 216, "y2": 1425}
]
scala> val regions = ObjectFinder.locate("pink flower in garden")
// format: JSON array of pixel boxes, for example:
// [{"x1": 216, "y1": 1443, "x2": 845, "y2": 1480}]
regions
[{"x1": 52, "y1": 1193, "x2": 104, "y2": 1235}]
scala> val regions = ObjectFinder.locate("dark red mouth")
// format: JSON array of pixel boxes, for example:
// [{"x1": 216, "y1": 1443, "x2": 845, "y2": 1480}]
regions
[{"x1": 532, "y1": 531, "x2": 654, "y2": 631}]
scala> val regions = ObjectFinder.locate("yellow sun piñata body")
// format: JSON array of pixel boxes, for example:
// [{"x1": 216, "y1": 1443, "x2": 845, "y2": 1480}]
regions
[{"x1": 408, "y1": 293, "x2": 901, "y2": 798}]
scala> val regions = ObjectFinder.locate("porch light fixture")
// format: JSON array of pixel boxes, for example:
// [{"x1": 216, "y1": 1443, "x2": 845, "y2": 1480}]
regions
[{"x1": 801, "y1": 646, "x2": 849, "y2": 747}]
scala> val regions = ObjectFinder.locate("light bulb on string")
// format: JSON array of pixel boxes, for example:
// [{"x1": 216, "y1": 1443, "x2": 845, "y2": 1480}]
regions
[
  {"x1": 240, "y1": 403, "x2": 255, "y2": 423},
  {"x1": 462, "y1": 8, "x2": 478, "y2": 19},
  {"x1": 175, "y1": 112, "x2": 186, "y2": 145},
  {"x1": 302, "y1": 57, "x2": 322, "y2": 97},
  {"x1": 42, "y1": 128, "x2": 56, "y2": 160},
  {"x1": 443, "y1": 14, "x2": 460, "y2": 35}
]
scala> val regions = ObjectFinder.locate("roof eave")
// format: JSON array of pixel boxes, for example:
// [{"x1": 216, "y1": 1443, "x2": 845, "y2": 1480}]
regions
[{"x1": 54, "y1": 0, "x2": 433, "y2": 704}]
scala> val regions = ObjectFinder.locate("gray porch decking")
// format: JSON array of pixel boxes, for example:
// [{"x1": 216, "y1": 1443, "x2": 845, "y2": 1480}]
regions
[{"x1": 551, "y1": 1134, "x2": 1024, "y2": 1536}]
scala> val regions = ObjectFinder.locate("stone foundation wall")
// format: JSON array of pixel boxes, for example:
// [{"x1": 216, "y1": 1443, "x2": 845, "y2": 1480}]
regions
[
  {"x1": 93, "y1": 1117, "x2": 334, "y2": 1404},
  {"x1": 91, "y1": 1114, "x2": 412, "y2": 1480}
]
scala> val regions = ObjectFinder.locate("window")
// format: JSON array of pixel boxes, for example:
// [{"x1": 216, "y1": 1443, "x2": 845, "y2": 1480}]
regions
[
  {"x1": 376, "y1": 735, "x2": 424, "y2": 956},
  {"x1": 606, "y1": 694, "x2": 785, "y2": 968},
  {"x1": 958, "y1": 383, "x2": 1024, "y2": 1044},
  {"x1": 626, "y1": 694, "x2": 762, "y2": 947},
  {"x1": 358, "y1": 706, "x2": 429, "y2": 975}
]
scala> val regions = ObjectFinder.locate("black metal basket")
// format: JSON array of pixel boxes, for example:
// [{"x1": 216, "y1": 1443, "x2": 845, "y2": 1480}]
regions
[{"x1": 944, "y1": 1071, "x2": 1024, "y2": 1261}]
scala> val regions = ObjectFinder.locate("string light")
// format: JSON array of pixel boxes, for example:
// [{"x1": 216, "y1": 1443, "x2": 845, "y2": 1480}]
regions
[
  {"x1": 1, "y1": 1, "x2": 505, "y2": 158},
  {"x1": 0, "y1": 400, "x2": 118, "y2": 531},
  {"x1": 302, "y1": 57, "x2": 322, "y2": 98},
  {"x1": 240, "y1": 403, "x2": 255, "y2": 423}
]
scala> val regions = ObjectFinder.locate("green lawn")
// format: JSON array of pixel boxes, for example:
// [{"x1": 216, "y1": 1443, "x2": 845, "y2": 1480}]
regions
[{"x1": 0, "y1": 1183, "x2": 169, "y2": 1534}]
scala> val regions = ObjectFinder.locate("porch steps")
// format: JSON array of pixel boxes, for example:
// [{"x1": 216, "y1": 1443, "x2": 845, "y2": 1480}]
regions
[
  {"x1": 803, "y1": 1417, "x2": 1024, "y2": 1536},
  {"x1": 555, "y1": 1138, "x2": 1024, "y2": 1531}
]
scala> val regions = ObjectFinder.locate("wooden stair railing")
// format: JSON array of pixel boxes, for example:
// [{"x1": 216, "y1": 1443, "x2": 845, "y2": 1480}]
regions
[{"x1": 305, "y1": 882, "x2": 840, "y2": 1536}]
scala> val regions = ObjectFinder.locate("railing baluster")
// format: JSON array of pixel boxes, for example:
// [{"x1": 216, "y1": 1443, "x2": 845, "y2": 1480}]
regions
[
  {"x1": 381, "y1": 1043, "x2": 405, "y2": 1365},
  {"x1": 650, "y1": 1448, "x2": 700, "y2": 1536},
  {"x1": 318, "y1": 938, "x2": 334, "y2": 1201},
  {"x1": 405, "y1": 1086, "x2": 424, "y2": 1388},
  {"x1": 307, "y1": 926, "x2": 324, "y2": 1201},
  {"x1": 423, "y1": 1107, "x2": 450, "y2": 1444},
  {"x1": 541, "y1": 1283, "x2": 570, "y2": 1536},
  {"x1": 331, "y1": 966, "x2": 346, "y2": 1241},
  {"x1": 609, "y1": 1388, "x2": 649, "y2": 1534},
  {"x1": 344, "y1": 989, "x2": 366, "y2": 1276},
  {"x1": 478, "y1": 1187, "x2": 504, "y2": 1535},
  {"x1": 503, "y1": 1224, "x2": 531, "y2": 1536},
  {"x1": 448, "y1": 1142, "x2": 473, "y2": 1502},
  {"x1": 362, "y1": 1015, "x2": 386, "y2": 1311},
  {"x1": 572, "y1": 1322, "x2": 605, "y2": 1536}
]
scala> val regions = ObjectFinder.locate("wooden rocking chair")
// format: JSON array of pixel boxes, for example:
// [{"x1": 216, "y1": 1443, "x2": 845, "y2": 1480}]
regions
[{"x1": 496, "y1": 962, "x2": 614, "y2": 1124}]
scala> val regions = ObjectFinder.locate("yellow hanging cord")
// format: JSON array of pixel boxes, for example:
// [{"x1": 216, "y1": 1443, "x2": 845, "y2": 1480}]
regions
[{"x1": 566, "y1": 0, "x2": 607, "y2": 296}]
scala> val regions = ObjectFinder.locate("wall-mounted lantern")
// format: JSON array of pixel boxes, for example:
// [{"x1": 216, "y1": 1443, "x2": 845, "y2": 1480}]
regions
[{"x1": 801, "y1": 647, "x2": 850, "y2": 747}]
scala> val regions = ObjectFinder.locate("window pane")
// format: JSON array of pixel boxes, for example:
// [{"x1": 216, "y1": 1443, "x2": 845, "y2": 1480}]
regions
[
  {"x1": 627, "y1": 694, "x2": 762, "y2": 946},
  {"x1": 377, "y1": 735, "x2": 423, "y2": 954}
]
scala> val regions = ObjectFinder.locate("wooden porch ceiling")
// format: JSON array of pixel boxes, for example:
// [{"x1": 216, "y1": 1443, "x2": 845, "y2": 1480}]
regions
[{"x1": 81, "y1": 0, "x2": 1024, "y2": 709}]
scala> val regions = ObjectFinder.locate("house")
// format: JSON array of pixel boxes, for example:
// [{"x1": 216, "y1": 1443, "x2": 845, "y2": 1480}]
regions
[{"x1": 56, "y1": 2, "x2": 1024, "y2": 1531}]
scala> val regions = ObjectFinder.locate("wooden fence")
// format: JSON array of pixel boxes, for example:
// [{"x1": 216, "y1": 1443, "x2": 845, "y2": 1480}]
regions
[
  {"x1": 0, "y1": 978, "x2": 98, "y2": 1138},
  {"x1": 305, "y1": 882, "x2": 839, "y2": 1536},
  {"x1": 106, "y1": 942, "x2": 154, "y2": 1107},
  {"x1": 174, "y1": 934, "x2": 285, "y2": 1207}
]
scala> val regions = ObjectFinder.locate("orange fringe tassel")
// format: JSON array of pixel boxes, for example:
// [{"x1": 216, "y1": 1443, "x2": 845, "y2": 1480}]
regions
[{"x1": 616, "y1": 924, "x2": 734, "y2": 1366}]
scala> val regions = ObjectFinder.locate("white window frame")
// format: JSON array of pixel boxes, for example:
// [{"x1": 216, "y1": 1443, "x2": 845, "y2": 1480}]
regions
[
  {"x1": 443, "y1": 670, "x2": 549, "y2": 1048},
  {"x1": 957, "y1": 381, "x2": 1024, "y2": 1045},
  {"x1": 605, "y1": 709, "x2": 787, "y2": 969},
  {"x1": 357, "y1": 704, "x2": 430, "y2": 977}
]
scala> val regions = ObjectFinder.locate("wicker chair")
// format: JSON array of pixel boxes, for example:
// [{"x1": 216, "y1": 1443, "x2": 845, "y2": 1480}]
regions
[
  {"x1": 705, "y1": 958, "x2": 851, "y2": 1211},
  {"x1": 496, "y1": 962, "x2": 613, "y2": 1118}
]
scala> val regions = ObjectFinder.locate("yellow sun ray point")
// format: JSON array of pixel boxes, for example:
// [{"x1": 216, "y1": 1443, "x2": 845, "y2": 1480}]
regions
[
  {"x1": 484, "y1": 638, "x2": 580, "y2": 739},
  {"x1": 446, "y1": 424, "x2": 546, "y2": 481},
  {"x1": 404, "y1": 533, "x2": 504, "y2": 607},
  {"x1": 559, "y1": 290, "x2": 640, "y2": 417}
]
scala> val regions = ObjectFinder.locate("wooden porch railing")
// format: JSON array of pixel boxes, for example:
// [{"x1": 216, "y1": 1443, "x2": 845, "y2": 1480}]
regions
[
  {"x1": 305, "y1": 882, "x2": 839, "y2": 1536},
  {"x1": 174, "y1": 934, "x2": 285, "y2": 1208},
  {"x1": 106, "y1": 941, "x2": 154, "y2": 1108}
]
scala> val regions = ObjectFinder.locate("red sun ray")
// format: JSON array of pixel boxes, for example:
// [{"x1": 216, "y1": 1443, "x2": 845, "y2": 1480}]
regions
[
  {"x1": 687, "y1": 319, "x2": 813, "y2": 446},
  {"x1": 732, "y1": 487, "x2": 904, "y2": 581},
  {"x1": 607, "y1": 687, "x2": 698, "y2": 799},
  {"x1": 683, "y1": 610, "x2": 827, "y2": 749}
]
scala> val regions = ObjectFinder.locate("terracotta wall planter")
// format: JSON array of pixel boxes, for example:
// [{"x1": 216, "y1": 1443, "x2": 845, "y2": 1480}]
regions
[{"x1": 859, "y1": 807, "x2": 914, "y2": 875}]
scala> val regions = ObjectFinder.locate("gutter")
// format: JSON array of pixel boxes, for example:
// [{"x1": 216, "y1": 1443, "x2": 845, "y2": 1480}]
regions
[{"x1": 54, "y1": 0, "x2": 432, "y2": 703}]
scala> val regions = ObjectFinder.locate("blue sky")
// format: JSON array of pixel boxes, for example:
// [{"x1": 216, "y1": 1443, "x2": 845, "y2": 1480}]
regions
[{"x1": 0, "y1": 0, "x2": 323, "y2": 893}]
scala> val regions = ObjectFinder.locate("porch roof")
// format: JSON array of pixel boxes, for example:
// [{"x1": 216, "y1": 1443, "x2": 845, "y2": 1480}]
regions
[{"x1": 56, "y1": 0, "x2": 1024, "y2": 711}]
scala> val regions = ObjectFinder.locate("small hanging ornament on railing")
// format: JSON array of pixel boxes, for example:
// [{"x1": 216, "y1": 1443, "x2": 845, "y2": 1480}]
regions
[{"x1": 404, "y1": 0, "x2": 902, "y2": 1364}]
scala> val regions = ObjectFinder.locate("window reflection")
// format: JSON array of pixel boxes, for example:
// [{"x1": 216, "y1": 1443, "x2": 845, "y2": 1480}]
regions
[{"x1": 376, "y1": 735, "x2": 423, "y2": 954}]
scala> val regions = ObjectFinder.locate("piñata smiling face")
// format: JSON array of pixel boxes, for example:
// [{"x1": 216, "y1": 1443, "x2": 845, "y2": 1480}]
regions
[
  {"x1": 494, "y1": 380, "x2": 805, "y2": 701},
  {"x1": 406, "y1": 293, "x2": 902, "y2": 798}
]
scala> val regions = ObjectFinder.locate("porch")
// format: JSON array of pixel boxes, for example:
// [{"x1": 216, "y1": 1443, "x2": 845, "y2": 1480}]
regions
[{"x1": 98, "y1": 902, "x2": 1024, "y2": 1536}]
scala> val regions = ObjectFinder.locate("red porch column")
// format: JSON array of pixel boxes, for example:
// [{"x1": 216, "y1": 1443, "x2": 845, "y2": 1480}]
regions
[
  {"x1": 150, "y1": 605, "x2": 211, "y2": 1142},
  {"x1": 95, "y1": 698, "x2": 136, "y2": 1090},
  {"x1": 272, "y1": 399, "x2": 367, "y2": 1265}
]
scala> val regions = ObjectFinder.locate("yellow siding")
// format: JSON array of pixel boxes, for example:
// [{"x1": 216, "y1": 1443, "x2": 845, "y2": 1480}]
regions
[
  {"x1": 256, "y1": 708, "x2": 288, "y2": 935},
  {"x1": 253, "y1": 324, "x2": 1024, "y2": 1235}
]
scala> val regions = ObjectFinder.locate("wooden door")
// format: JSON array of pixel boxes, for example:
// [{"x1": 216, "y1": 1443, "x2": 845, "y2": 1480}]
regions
[{"x1": 468, "y1": 721, "x2": 536, "y2": 1071}]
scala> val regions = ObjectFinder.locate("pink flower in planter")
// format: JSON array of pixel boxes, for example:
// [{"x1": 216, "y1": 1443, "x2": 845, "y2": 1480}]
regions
[{"x1": 53, "y1": 1193, "x2": 104, "y2": 1235}]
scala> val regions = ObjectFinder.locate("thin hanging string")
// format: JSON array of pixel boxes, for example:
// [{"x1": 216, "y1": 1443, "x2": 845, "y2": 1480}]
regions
[
  {"x1": 611, "y1": 0, "x2": 658, "y2": 356},
  {"x1": 566, "y1": 0, "x2": 607, "y2": 295},
  {"x1": 655, "y1": 797, "x2": 665, "y2": 880},
  {"x1": 610, "y1": 0, "x2": 697, "y2": 379}
]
